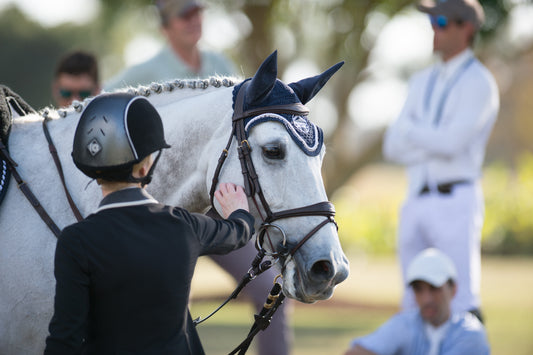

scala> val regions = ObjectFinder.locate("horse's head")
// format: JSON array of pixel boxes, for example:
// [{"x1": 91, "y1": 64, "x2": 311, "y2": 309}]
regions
[{"x1": 214, "y1": 51, "x2": 349, "y2": 303}]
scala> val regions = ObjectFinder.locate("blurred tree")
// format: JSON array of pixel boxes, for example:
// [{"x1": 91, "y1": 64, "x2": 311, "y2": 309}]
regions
[
  {"x1": 0, "y1": 0, "x2": 527, "y2": 198},
  {"x1": 0, "y1": 6, "x2": 95, "y2": 108},
  {"x1": 225, "y1": 0, "x2": 513, "y2": 195}
]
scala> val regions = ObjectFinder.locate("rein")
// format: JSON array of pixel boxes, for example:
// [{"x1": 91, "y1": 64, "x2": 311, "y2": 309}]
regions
[
  {"x1": 0, "y1": 90, "x2": 67, "y2": 238},
  {"x1": 204, "y1": 81, "x2": 337, "y2": 354},
  {"x1": 0, "y1": 112, "x2": 85, "y2": 239},
  {"x1": 0, "y1": 140, "x2": 62, "y2": 237},
  {"x1": 43, "y1": 116, "x2": 84, "y2": 222}
]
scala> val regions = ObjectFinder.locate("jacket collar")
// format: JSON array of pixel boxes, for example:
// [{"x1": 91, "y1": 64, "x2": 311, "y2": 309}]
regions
[{"x1": 96, "y1": 187, "x2": 158, "y2": 213}]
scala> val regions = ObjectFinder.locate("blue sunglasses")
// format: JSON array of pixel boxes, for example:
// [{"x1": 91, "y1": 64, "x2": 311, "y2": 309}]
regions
[
  {"x1": 429, "y1": 15, "x2": 449, "y2": 29},
  {"x1": 59, "y1": 88, "x2": 93, "y2": 99}
]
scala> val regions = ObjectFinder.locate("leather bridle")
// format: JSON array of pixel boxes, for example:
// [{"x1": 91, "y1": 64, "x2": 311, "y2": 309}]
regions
[
  {"x1": 209, "y1": 80, "x2": 338, "y2": 262},
  {"x1": 204, "y1": 80, "x2": 339, "y2": 354}
]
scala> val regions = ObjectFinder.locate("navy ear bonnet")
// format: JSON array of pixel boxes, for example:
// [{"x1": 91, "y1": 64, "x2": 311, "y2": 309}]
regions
[
  {"x1": 231, "y1": 50, "x2": 343, "y2": 157},
  {"x1": 232, "y1": 79, "x2": 323, "y2": 156}
]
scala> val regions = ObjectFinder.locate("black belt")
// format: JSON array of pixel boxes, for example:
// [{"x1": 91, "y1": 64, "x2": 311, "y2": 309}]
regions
[{"x1": 419, "y1": 180, "x2": 470, "y2": 195}]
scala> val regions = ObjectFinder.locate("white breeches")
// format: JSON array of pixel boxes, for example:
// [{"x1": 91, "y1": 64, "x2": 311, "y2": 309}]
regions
[{"x1": 398, "y1": 182, "x2": 484, "y2": 313}]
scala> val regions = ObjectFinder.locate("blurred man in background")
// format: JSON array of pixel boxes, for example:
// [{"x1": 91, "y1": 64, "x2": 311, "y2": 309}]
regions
[
  {"x1": 382, "y1": 0, "x2": 499, "y2": 323},
  {"x1": 343, "y1": 248, "x2": 489, "y2": 355},
  {"x1": 104, "y1": 0, "x2": 236, "y2": 90},
  {"x1": 52, "y1": 50, "x2": 100, "y2": 107}
]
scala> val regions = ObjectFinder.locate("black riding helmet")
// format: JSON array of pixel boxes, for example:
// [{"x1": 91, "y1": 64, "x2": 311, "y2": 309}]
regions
[{"x1": 72, "y1": 93, "x2": 170, "y2": 185}]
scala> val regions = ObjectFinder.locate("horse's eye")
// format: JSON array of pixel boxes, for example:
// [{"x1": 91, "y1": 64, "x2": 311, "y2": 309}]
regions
[{"x1": 262, "y1": 143, "x2": 284, "y2": 160}]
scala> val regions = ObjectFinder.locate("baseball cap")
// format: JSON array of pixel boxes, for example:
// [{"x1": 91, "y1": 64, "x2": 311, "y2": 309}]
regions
[
  {"x1": 406, "y1": 248, "x2": 457, "y2": 287},
  {"x1": 155, "y1": 0, "x2": 204, "y2": 22},
  {"x1": 417, "y1": 0, "x2": 485, "y2": 30}
]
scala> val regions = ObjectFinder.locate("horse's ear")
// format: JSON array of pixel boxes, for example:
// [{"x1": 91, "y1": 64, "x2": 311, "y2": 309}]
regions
[
  {"x1": 289, "y1": 61, "x2": 344, "y2": 104},
  {"x1": 245, "y1": 50, "x2": 278, "y2": 106}
]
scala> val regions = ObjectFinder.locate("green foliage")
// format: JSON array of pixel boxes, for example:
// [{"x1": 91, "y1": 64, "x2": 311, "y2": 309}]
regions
[
  {"x1": 336, "y1": 156, "x2": 533, "y2": 255},
  {"x1": 482, "y1": 153, "x2": 533, "y2": 255},
  {"x1": 336, "y1": 196, "x2": 400, "y2": 254},
  {"x1": 0, "y1": 6, "x2": 98, "y2": 108},
  {"x1": 335, "y1": 179, "x2": 404, "y2": 255}
]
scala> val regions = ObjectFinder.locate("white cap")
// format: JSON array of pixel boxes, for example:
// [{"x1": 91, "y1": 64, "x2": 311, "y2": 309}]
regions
[{"x1": 406, "y1": 248, "x2": 457, "y2": 287}]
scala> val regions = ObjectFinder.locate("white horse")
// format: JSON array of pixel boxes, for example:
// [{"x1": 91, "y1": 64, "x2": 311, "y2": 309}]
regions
[{"x1": 0, "y1": 52, "x2": 349, "y2": 354}]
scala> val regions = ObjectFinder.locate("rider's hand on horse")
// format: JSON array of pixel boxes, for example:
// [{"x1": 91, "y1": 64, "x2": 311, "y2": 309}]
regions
[{"x1": 214, "y1": 182, "x2": 249, "y2": 218}]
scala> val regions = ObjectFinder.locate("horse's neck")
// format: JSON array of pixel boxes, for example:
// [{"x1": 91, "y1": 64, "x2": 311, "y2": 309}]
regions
[
  {"x1": 7, "y1": 83, "x2": 236, "y2": 221},
  {"x1": 148, "y1": 87, "x2": 235, "y2": 212},
  {"x1": 7, "y1": 111, "x2": 100, "y2": 229}
]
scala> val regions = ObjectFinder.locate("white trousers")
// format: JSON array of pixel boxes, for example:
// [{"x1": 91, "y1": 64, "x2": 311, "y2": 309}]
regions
[{"x1": 399, "y1": 182, "x2": 483, "y2": 313}]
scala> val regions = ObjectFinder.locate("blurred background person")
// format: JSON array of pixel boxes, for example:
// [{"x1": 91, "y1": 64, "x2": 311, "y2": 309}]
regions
[
  {"x1": 382, "y1": 0, "x2": 499, "y2": 323},
  {"x1": 343, "y1": 248, "x2": 490, "y2": 355},
  {"x1": 52, "y1": 50, "x2": 100, "y2": 107},
  {"x1": 104, "y1": 0, "x2": 236, "y2": 91}
]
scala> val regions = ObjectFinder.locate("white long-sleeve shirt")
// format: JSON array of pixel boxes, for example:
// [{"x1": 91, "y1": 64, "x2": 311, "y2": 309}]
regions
[{"x1": 383, "y1": 49, "x2": 499, "y2": 196}]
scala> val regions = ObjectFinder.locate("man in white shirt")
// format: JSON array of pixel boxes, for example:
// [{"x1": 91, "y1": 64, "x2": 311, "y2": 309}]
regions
[
  {"x1": 383, "y1": 0, "x2": 499, "y2": 322},
  {"x1": 343, "y1": 249, "x2": 490, "y2": 355}
]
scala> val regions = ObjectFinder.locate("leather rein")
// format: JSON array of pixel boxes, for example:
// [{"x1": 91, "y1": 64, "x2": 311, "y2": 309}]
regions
[
  {"x1": 43, "y1": 115, "x2": 84, "y2": 223},
  {"x1": 0, "y1": 99, "x2": 83, "y2": 238},
  {"x1": 0, "y1": 108, "x2": 83, "y2": 239}
]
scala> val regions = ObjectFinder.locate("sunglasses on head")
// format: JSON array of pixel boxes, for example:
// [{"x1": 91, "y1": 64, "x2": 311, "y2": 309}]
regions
[{"x1": 59, "y1": 88, "x2": 93, "y2": 100}]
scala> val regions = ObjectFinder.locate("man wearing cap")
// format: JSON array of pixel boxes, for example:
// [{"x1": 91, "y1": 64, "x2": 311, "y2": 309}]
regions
[
  {"x1": 343, "y1": 248, "x2": 490, "y2": 355},
  {"x1": 104, "y1": 0, "x2": 236, "y2": 90},
  {"x1": 383, "y1": 0, "x2": 499, "y2": 322}
]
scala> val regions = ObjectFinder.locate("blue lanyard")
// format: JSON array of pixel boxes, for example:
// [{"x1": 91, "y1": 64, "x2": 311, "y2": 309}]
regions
[{"x1": 424, "y1": 57, "x2": 476, "y2": 126}]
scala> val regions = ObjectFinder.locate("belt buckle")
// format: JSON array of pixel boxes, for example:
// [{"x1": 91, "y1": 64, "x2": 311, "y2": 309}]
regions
[{"x1": 437, "y1": 183, "x2": 452, "y2": 194}]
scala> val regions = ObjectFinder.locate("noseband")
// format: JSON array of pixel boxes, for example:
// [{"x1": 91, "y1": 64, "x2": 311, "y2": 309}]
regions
[{"x1": 209, "y1": 81, "x2": 337, "y2": 260}]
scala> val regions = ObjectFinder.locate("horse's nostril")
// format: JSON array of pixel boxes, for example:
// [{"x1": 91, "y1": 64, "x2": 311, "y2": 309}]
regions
[{"x1": 310, "y1": 260, "x2": 334, "y2": 281}]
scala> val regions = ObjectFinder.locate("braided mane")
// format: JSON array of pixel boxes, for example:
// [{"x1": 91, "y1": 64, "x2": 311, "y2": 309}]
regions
[{"x1": 40, "y1": 76, "x2": 239, "y2": 120}]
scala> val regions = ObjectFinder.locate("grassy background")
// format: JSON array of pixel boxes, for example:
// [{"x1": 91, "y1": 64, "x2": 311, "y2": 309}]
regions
[
  {"x1": 333, "y1": 159, "x2": 533, "y2": 256},
  {"x1": 190, "y1": 255, "x2": 533, "y2": 355},
  {"x1": 190, "y1": 161, "x2": 533, "y2": 354}
]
